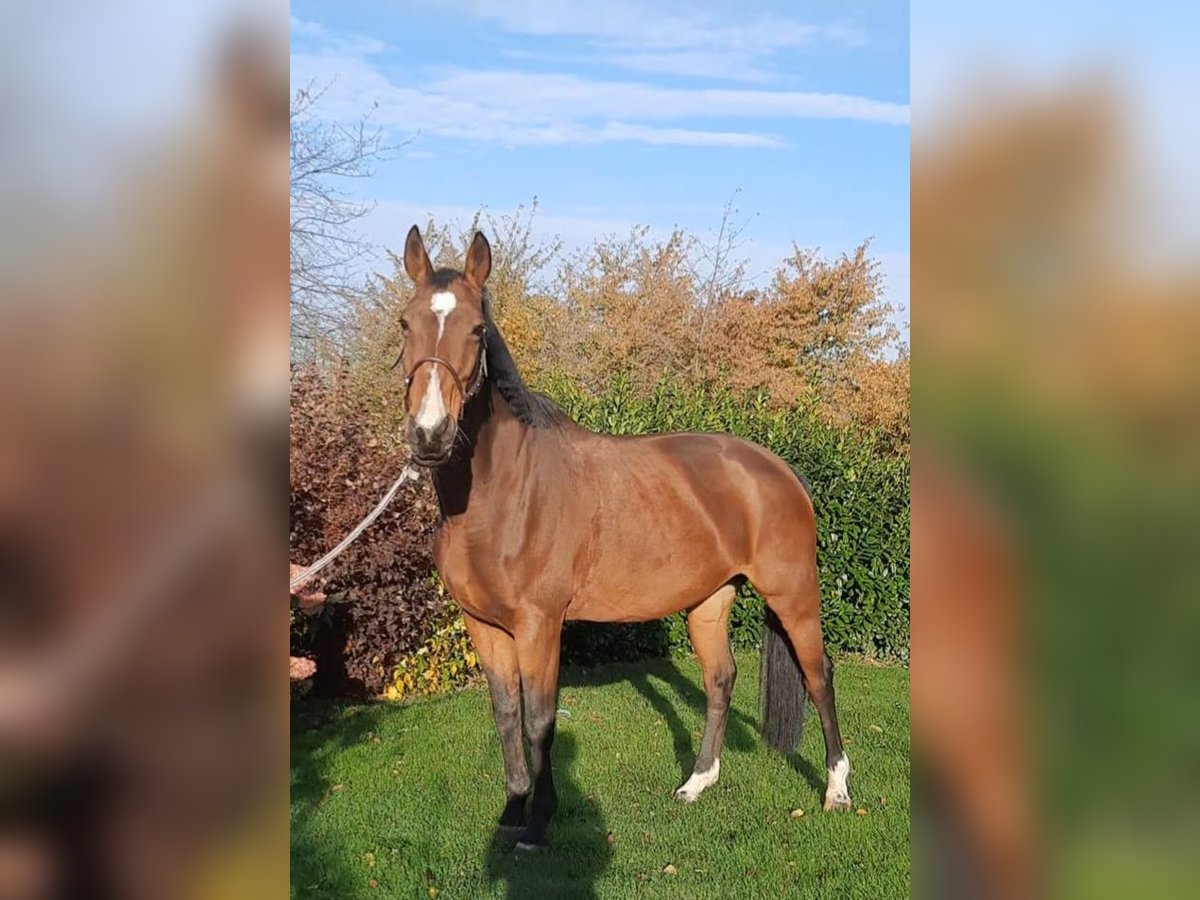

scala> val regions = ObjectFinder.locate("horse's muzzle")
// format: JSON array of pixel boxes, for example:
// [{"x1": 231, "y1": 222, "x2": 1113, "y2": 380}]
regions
[{"x1": 408, "y1": 417, "x2": 455, "y2": 467}]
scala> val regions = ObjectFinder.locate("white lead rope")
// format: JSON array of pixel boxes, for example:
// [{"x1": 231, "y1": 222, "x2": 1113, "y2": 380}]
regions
[{"x1": 290, "y1": 465, "x2": 422, "y2": 593}]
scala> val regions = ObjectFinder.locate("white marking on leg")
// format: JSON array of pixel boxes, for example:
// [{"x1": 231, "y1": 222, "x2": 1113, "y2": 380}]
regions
[
  {"x1": 430, "y1": 290, "x2": 456, "y2": 340},
  {"x1": 414, "y1": 367, "x2": 446, "y2": 431},
  {"x1": 823, "y1": 753, "x2": 851, "y2": 811},
  {"x1": 673, "y1": 758, "x2": 720, "y2": 803}
]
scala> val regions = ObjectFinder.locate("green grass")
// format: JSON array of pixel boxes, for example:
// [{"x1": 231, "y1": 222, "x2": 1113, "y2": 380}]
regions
[{"x1": 291, "y1": 652, "x2": 909, "y2": 899}]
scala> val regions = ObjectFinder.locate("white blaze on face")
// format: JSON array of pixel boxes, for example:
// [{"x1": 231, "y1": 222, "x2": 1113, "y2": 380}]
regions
[
  {"x1": 430, "y1": 290, "x2": 456, "y2": 339},
  {"x1": 415, "y1": 290, "x2": 458, "y2": 431},
  {"x1": 414, "y1": 367, "x2": 446, "y2": 430}
]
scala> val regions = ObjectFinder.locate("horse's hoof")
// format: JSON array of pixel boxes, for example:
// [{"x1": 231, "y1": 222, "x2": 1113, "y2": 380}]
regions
[
  {"x1": 514, "y1": 823, "x2": 548, "y2": 850},
  {"x1": 673, "y1": 761, "x2": 719, "y2": 803},
  {"x1": 823, "y1": 793, "x2": 853, "y2": 812}
]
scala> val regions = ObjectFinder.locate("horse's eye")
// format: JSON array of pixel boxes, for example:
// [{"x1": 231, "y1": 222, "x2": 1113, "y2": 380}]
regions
[
  {"x1": 473, "y1": 323, "x2": 486, "y2": 337},
  {"x1": 400, "y1": 319, "x2": 410, "y2": 333}
]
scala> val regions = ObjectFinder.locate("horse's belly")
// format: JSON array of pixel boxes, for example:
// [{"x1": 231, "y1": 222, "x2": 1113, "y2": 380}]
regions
[{"x1": 567, "y1": 547, "x2": 738, "y2": 622}]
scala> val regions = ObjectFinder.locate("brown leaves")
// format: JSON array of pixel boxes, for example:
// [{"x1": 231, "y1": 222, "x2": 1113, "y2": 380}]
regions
[
  {"x1": 540, "y1": 230, "x2": 907, "y2": 444},
  {"x1": 290, "y1": 366, "x2": 442, "y2": 696}
]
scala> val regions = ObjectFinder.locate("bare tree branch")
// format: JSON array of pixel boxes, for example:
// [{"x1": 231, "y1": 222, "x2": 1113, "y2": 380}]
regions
[{"x1": 290, "y1": 81, "x2": 408, "y2": 354}]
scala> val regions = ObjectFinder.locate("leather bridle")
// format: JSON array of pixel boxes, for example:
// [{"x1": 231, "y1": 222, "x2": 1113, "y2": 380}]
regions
[{"x1": 395, "y1": 332, "x2": 488, "y2": 410}]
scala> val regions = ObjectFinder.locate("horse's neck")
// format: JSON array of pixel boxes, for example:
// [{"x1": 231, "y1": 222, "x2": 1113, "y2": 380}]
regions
[
  {"x1": 431, "y1": 382, "x2": 531, "y2": 519},
  {"x1": 469, "y1": 384, "x2": 531, "y2": 477}
]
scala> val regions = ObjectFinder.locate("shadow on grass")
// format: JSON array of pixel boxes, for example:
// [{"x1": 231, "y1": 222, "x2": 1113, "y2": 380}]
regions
[
  {"x1": 561, "y1": 649, "x2": 824, "y2": 795},
  {"x1": 785, "y1": 747, "x2": 827, "y2": 795},
  {"x1": 485, "y1": 730, "x2": 612, "y2": 899},
  {"x1": 290, "y1": 701, "x2": 386, "y2": 899}
]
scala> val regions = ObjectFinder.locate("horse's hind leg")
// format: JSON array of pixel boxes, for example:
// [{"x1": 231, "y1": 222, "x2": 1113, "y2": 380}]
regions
[
  {"x1": 675, "y1": 584, "x2": 737, "y2": 802},
  {"x1": 760, "y1": 568, "x2": 851, "y2": 811},
  {"x1": 462, "y1": 613, "x2": 530, "y2": 827}
]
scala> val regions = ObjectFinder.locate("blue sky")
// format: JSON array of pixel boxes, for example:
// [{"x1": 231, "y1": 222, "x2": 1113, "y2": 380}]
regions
[{"x1": 291, "y1": 1, "x2": 910, "y2": 334}]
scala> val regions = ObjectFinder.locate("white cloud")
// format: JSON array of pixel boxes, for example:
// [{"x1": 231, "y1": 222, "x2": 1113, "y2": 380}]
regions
[
  {"x1": 603, "y1": 50, "x2": 777, "y2": 83},
  {"x1": 439, "y1": 0, "x2": 869, "y2": 83},
  {"x1": 584, "y1": 122, "x2": 786, "y2": 148},
  {"x1": 290, "y1": 5, "x2": 904, "y2": 150},
  {"x1": 289, "y1": 15, "x2": 387, "y2": 57},
  {"x1": 290, "y1": 46, "x2": 907, "y2": 149},
  {"x1": 422, "y1": 70, "x2": 908, "y2": 125},
  {"x1": 439, "y1": 0, "x2": 866, "y2": 53}
]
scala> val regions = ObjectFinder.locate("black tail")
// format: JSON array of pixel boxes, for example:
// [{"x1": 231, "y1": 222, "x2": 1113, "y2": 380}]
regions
[
  {"x1": 760, "y1": 464, "x2": 814, "y2": 754},
  {"x1": 760, "y1": 608, "x2": 806, "y2": 754}
]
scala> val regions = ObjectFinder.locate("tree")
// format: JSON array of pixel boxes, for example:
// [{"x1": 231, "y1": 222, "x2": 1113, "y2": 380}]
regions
[{"x1": 289, "y1": 83, "x2": 398, "y2": 352}]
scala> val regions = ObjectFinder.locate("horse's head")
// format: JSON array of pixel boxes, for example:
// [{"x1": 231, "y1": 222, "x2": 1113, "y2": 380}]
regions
[{"x1": 399, "y1": 225, "x2": 491, "y2": 467}]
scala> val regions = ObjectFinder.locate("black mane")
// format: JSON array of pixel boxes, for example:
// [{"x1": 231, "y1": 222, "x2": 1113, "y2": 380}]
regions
[{"x1": 479, "y1": 287, "x2": 566, "y2": 429}]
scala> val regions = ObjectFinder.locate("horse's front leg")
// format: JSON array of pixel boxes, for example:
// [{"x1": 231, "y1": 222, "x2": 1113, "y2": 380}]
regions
[
  {"x1": 462, "y1": 613, "x2": 530, "y2": 828},
  {"x1": 513, "y1": 609, "x2": 564, "y2": 849}
]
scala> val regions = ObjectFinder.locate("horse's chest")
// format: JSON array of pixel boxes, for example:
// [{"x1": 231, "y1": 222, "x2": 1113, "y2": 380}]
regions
[
  {"x1": 433, "y1": 527, "x2": 510, "y2": 623},
  {"x1": 433, "y1": 504, "x2": 577, "y2": 625}
]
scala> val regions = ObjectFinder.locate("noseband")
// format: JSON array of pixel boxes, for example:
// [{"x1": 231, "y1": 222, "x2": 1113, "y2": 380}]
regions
[{"x1": 396, "y1": 335, "x2": 487, "y2": 409}]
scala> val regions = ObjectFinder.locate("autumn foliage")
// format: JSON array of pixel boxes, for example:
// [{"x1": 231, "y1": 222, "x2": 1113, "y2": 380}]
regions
[
  {"x1": 289, "y1": 366, "x2": 442, "y2": 695},
  {"x1": 358, "y1": 207, "x2": 909, "y2": 447}
]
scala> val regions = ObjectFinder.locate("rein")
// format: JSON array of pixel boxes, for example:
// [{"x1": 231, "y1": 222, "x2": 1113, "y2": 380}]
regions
[{"x1": 289, "y1": 465, "x2": 422, "y2": 593}]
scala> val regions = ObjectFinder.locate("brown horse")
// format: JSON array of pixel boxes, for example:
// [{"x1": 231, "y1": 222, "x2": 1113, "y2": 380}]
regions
[{"x1": 397, "y1": 226, "x2": 850, "y2": 849}]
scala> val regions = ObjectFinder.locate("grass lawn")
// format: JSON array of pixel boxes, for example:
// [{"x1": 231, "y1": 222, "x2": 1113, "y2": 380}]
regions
[{"x1": 291, "y1": 651, "x2": 909, "y2": 898}]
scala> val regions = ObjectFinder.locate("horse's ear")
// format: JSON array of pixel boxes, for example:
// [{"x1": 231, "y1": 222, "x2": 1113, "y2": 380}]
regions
[
  {"x1": 404, "y1": 225, "x2": 433, "y2": 285},
  {"x1": 464, "y1": 231, "x2": 491, "y2": 288}
]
